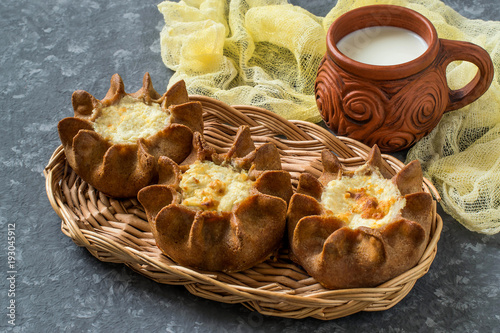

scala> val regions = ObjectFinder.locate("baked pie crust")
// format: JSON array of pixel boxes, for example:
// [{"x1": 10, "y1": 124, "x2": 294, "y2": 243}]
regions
[
  {"x1": 287, "y1": 145, "x2": 433, "y2": 289},
  {"x1": 58, "y1": 73, "x2": 203, "y2": 197},
  {"x1": 138, "y1": 126, "x2": 293, "y2": 273}
]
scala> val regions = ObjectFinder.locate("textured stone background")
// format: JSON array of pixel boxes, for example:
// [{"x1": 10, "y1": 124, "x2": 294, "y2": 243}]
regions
[{"x1": 1, "y1": 0, "x2": 499, "y2": 332}]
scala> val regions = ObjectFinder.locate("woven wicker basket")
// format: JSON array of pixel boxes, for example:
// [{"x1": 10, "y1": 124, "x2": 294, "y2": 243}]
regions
[{"x1": 44, "y1": 96, "x2": 442, "y2": 320}]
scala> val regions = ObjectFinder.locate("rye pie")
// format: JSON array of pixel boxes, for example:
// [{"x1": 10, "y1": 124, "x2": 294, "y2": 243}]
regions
[
  {"x1": 287, "y1": 145, "x2": 433, "y2": 289},
  {"x1": 138, "y1": 126, "x2": 293, "y2": 273},
  {"x1": 58, "y1": 73, "x2": 203, "y2": 198}
]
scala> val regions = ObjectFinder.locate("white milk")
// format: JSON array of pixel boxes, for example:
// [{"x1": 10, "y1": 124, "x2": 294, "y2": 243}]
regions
[{"x1": 337, "y1": 26, "x2": 428, "y2": 66}]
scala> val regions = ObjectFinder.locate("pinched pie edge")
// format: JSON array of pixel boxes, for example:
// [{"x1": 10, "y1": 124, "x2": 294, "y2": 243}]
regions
[
  {"x1": 138, "y1": 126, "x2": 293, "y2": 273},
  {"x1": 58, "y1": 73, "x2": 203, "y2": 198},
  {"x1": 287, "y1": 145, "x2": 433, "y2": 289}
]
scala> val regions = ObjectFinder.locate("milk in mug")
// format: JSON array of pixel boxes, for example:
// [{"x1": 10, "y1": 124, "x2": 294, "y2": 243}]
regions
[{"x1": 337, "y1": 26, "x2": 428, "y2": 66}]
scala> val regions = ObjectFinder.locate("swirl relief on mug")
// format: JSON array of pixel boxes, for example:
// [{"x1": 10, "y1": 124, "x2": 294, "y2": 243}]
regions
[
  {"x1": 315, "y1": 56, "x2": 344, "y2": 131},
  {"x1": 340, "y1": 81, "x2": 387, "y2": 138},
  {"x1": 393, "y1": 71, "x2": 448, "y2": 136},
  {"x1": 315, "y1": 58, "x2": 449, "y2": 152}
]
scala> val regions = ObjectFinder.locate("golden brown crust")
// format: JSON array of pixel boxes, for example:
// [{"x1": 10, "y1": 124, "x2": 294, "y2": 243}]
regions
[
  {"x1": 365, "y1": 144, "x2": 394, "y2": 179},
  {"x1": 138, "y1": 125, "x2": 292, "y2": 273},
  {"x1": 71, "y1": 90, "x2": 99, "y2": 119},
  {"x1": 58, "y1": 73, "x2": 203, "y2": 198},
  {"x1": 296, "y1": 173, "x2": 323, "y2": 201},
  {"x1": 181, "y1": 132, "x2": 218, "y2": 166},
  {"x1": 254, "y1": 170, "x2": 293, "y2": 204},
  {"x1": 287, "y1": 145, "x2": 434, "y2": 289},
  {"x1": 169, "y1": 102, "x2": 204, "y2": 134},
  {"x1": 136, "y1": 184, "x2": 179, "y2": 237},
  {"x1": 286, "y1": 193, "x2": 323, "y2": 241},
  {"x1": 225, "y1": 124, "x2": 256, "y2": 160},
  {"x1": 392, "y1": 160, "x2": 424, "y2": 195},
  {"x1": 162, "y1": 80, "x2": 189, "y2": 108}
]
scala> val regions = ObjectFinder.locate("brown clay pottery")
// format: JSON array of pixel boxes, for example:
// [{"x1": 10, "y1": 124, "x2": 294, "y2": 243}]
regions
[{"x1": 315, "y1": 5, "x2": 494, "y2": 152}]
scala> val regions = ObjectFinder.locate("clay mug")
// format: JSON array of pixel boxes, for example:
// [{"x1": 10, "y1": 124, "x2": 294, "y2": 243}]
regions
[{"x1": 315, "y1": 5, "x2": 494, "y2": 152}]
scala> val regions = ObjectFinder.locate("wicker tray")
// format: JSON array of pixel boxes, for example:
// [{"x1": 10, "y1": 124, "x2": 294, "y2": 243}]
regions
[{"x1": 44, "y1": 96, "x2": 442, "y2": 320}]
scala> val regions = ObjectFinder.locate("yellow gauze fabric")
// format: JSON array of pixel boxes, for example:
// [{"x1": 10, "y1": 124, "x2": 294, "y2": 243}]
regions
[{"x1": 158, "y1": 0, "x2": 500, "y2": 234}]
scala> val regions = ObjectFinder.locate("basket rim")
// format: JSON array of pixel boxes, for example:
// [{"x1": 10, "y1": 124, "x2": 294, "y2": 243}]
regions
[
  {"x1": 45, "y1": 152, "x2": 442, "y2": 301},
  {"x1": 44, "y1": 96, "x2": 443, "y2": 320}
]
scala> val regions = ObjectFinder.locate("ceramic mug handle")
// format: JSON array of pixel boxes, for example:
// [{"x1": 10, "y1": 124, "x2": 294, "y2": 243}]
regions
[{"x1": 438, "y1": 39, "x2": 494, "y2": 112}]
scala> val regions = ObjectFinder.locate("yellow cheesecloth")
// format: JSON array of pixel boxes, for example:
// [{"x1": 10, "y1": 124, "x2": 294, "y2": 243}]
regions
[{"x1": 158, "y1": 0, "x2": 500, "y2": 234}]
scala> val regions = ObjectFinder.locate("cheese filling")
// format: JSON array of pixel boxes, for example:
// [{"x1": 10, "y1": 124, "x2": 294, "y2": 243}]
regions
[
  {"x1": 180, "y1": 161, "x2": 255, "y2": 212},
  {"x1": 93, "y1": 95, "x2": 170, "y2": 144},
  {"x1": 321, "y1": 169, "x2": 406, "y2": 229}
]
